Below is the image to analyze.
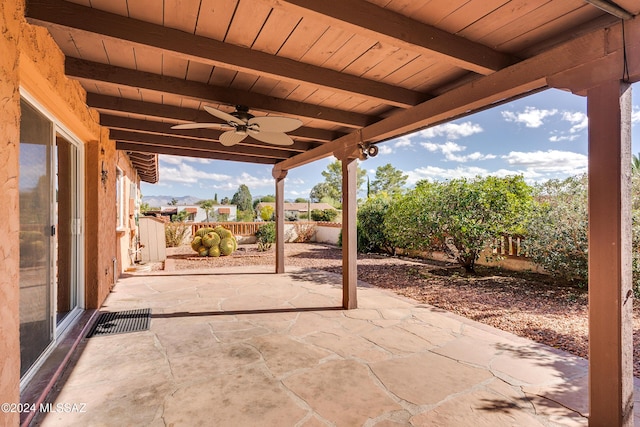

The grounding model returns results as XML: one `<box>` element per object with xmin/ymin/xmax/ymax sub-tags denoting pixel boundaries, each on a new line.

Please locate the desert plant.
<box><xmin>255</xmin><ymin>222</ymin><xmax>276</xmax><ymax>251</ymax></box>
<box><xmin>189</xmin><ymin>225</ymin><xmax>237</xmax><ymax>257</ymax></box>
<box><xmin>293</xmin><ymin>222</ymin><xmax>316</xmax><ymax>242</ymax></box>
<box><xmin>165</xmin><ymin>221</ymin><xmax>189</xmax><ymax>247</ymax></box>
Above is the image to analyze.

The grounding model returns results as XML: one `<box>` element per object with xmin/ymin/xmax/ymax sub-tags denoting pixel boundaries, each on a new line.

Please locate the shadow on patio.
<box><xmin>34</xmin><ymin>265</ymin><xmax>605</xmax><ymax>426</ymax></box>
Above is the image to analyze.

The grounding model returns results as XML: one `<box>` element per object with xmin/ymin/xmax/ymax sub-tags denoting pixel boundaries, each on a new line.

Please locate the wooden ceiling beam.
<box><xmin>110</xmin><ymin>130</ymin><xmax>293</xmax><ymax>160</ymax></box>
<box><xmin>116</xmin><ymin>142</ymin><xmax>278</xmax><ymax>165</ymax></box>
<box><xmin>26</xmin><ymin>0</ymin><xmax>425</xmax><ymax>107</ymax></box>
<box><xmin>101</xmin><ymin>115</ymin><xmax>318</xmax><ymax>152</ymax></box>
<box><xmin>67</xmin><ymin>58</ymin><xmax>375</xmax><ymax>128</ymax></box>
<box><xmin>87</xmin><ymin>94</ymin><xmax>339</xmax><ymax>142</ymax></box>
<box><xmin>276</xmin><ymin>19</ymin><xmax>633</xmax><ymax>171</ymax></box>
<box><xmin>263</xmin><ymin>0</ymin><xmax>518</xmax><ymax>75</ymax></box>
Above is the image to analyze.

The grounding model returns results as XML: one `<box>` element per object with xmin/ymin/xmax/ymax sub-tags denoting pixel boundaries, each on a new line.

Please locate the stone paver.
<box><xmin>35</xmin><ymin>265</ymin><xmax>624</xmax><ymax>426</ymax></box>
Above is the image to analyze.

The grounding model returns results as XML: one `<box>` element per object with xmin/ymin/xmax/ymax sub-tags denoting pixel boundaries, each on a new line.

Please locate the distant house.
<box><xmin>256</xmin><ymin>202</ymin><xmax>337</xmax><ymax>220</ymax></box>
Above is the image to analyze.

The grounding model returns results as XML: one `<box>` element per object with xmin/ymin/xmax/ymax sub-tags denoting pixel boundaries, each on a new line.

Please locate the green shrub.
<box><xmin>524</xmin><ymin>175</ymin><xmax>588</xmax><ymax>286</ymax></box>
<box><xmin>311</xmin><ymin>208</ymin><xmax>338</xmax><ymax>222</ymax></box>
<box><xmin>385</xmin><ymin>176</ymin><xmax>534</xmax><ymax>272</ymax></box>
<box><xmin>357</xmin><ymin>194</ymin><xmax>395</xmax><ymax>254</ymax></box>
<box><xmin>255</xmin><ymin>222</ymin><xmax>276</xmax><ymax>251</ymax></box>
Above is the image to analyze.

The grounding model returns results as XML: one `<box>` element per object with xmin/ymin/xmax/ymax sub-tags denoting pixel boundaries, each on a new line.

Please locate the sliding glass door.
<box><xmin>19</xmin><ymin>100</ymin><xmax>54</xmax><ymax>378</ymax></box>
<box><xmin>19</xmin><ymin>97</ymin><xmax>84</xmax><ymax>380</ymax></box>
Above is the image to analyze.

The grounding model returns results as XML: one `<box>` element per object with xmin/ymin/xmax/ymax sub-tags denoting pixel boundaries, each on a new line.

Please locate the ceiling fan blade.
<box><xmin>203</xmin><ymin>105</ymin><xmax>245</xmax><ymax>125</ymax></box>
<box><xmin>250</xmin><ymin>131</ymin><xmax>294</xmax><ymax>146</ymax></box>
<box><xmin>219</xmin><ymin>130</ymin><xmax>247</xmax><ymax>146</ymax></box>
<box><xmin>248</xmin><ymin>116</ymin><xmax>302</xmax><ymax>133</ymax></box>
<box><xmin>171</xmin><ymin>122</ymin><xmax>229</xmax><ymax>130</ymax></box>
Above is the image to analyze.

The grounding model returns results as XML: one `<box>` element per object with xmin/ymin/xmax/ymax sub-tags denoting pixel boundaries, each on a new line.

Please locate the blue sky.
<box><xmin>142</xmin><ymin>85</ymin><xmax>640</xmax><ymax>201</ymax></box>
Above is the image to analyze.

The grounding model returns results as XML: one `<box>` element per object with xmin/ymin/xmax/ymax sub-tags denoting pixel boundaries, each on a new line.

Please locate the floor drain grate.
<box><xmin>87</xmin><ymin>308</ymin><xmax>151</xmax><ymax>337</ymax></box>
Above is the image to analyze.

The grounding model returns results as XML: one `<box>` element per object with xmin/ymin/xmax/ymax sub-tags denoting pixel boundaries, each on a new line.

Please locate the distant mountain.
<box><xmin>143</xmin><ymin>195</ymin><xmax>202</xmax><ymax>208</ymax></box>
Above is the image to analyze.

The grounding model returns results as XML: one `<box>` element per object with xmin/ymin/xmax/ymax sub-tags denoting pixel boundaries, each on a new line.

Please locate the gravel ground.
<box><xmin>166</xmin><ymin>242</ymin><xmax>640</xmax><ymax>377</ymax></box>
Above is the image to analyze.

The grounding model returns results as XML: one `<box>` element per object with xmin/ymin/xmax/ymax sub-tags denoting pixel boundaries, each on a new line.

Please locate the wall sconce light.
<box><xmin>101</xmin><ymin>160</ymin><xmax>109</xmax><ymax>187</ymax></box>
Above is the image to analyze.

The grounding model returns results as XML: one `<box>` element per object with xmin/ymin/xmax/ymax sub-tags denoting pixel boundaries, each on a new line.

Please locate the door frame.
<box><xmin>19</xmin><ymin>88</ymin><xmax>86</xmax><ymax>387</ymax></box>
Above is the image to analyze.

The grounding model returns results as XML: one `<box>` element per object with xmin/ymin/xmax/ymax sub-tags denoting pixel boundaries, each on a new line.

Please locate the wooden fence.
<box><xmin>191</xmin><ymin>221</ymin><xmax>342</xmax><ymax>237</ymax></box>
<box><xmin>493</xmin><ymin>235</ymin><xmax>527</xmax><ymax>258</ymax></box>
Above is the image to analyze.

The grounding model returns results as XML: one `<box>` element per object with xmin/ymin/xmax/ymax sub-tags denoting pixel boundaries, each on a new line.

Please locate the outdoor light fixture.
<box><xmin>583</xmin><ymin>0</ymin><xmax>633</xmax><ymax>20</ymax></box>
<box><xmin>359</xmin><ymin>143</ymin><xmax>379</xmax><ymax>160</ymax></box>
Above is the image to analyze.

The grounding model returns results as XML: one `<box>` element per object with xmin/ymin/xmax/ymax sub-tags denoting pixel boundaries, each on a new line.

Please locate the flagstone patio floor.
<box><xmin>33</xmin><ymin>265</ymin><xmax>640</xmax><ymax>426</ymax></box>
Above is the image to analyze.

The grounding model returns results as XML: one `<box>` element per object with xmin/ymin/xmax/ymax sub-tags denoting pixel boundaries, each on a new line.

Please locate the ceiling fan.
<box><xmin>171</xmin><ymin>105</ymin><xmax>302</xmax><ymax>147</ymax></box>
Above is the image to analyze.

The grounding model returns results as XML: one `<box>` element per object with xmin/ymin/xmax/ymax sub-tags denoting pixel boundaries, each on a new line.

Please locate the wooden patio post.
<box><xmin>339</xmin><ymin>154</ymin><xmax>358</xmax><ymax>309</ymax></box>
<box><xmin>587</xmin><ymin>80</ymin><xmax>633</xmax><ymax>427</ymax></box>
<box><xmin>273</xmin><ymin>168</ymin><xmax>287</xmax><ymax>274</ymax></box>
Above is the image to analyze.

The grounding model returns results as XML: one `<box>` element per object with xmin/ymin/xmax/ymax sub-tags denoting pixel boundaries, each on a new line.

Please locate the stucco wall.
<box><xmin>85</xmin><ymin>130</ymin><xmax>118</xmax><ymax>309</ymax></box>
<box><xmin>0</xmin><ymin>0</ymin><xmax>125</xmax><ymax>411</ymax></box>
<box><xmin>116</xmin><ymin>154</ymin><xmax>142</xmax><ymax>274</ymax></box>
<box><xmin>0</xmin><ymin>0</ymin><xmax>23</xmax><ymax>424</ymax></box>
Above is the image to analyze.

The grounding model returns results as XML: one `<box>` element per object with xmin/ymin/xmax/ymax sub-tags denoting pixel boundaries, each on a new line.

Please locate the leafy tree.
<box><xmin>310</xmin><ymin>160</ymin><xmax>367</xmax><ymax>206</ymax></box>
<box><xmin>198</xmin><ymin>199</ymin><xmax>215</xmax><ymax>222</ymax></box>
<box><xmin>231</xmin><ymin>184</ymin><xmax>253</xmax><ymax>211</ymax></box>
<box><xmin>221</xmin><ymin>196</ymin><xmax>230</xmax><ymax>205</ymax></box>
<box><xmin>309</xmin><ymin>182</ymin><xmax>340</xmax><ymax>205</ymax></box>
<box><xmin>385</xmin><ymin>175</ymin><xmax>534</xmax><ymax>272</ymax></box>
<box><xmin>524</xmin><ymin>175</ymin><xmax>588</xmax><ymax>286</ymax></box>
<box><xmin>294</xmin><ymin>197</ymin><xmax>308</xmax><ymax>203</ymax></box>
<box><xmin>139</xmin><ymin>202</ymin><xmax>151</xmax><ymax>213</ymax></box>
<box><xmin>236</xmin><ymin>209</ymin><xmax>254</xmax><ymax>222</ymax></box>
<box><xmin>370</xmin><ymin>163</ymin><xmax>408</xmax><ymax>196</ymax></box>
<box><xmin>169</xmin><ymin>198</ymin><xmax>178</xmax><ymax>206</ymax></box>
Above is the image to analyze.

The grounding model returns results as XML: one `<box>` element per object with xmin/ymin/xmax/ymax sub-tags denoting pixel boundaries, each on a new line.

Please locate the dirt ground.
<box><xmin>166</xmin><ymin>242</ymin><xmax>640</xmax><ymax>377</ymax></box>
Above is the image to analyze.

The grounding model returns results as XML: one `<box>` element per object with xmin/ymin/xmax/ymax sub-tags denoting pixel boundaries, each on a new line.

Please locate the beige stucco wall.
<box><xmin>0</xmin><ymin>1</ymin><xmax>23</xmax><ymax>424</ymax></box>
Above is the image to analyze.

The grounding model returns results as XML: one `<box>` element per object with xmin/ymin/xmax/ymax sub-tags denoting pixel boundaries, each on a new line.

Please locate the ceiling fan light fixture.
<box><xmin>171</xmin><ymin>105</ymin><xmax>303</xmax><ymax>147</ymax></box>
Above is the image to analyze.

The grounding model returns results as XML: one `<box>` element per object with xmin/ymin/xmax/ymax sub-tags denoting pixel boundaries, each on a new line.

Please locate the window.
<box><xmin>116</xmin><ymin>168</ymin><xmax>125</xmax><ymax>230</ymax></box>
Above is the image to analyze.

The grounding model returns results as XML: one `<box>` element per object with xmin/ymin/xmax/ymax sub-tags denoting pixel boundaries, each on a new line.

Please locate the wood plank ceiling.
<box><xmin>24</xmin><ymin>0</ymin><xmax>640</xmax><ymax>182</ymax></box>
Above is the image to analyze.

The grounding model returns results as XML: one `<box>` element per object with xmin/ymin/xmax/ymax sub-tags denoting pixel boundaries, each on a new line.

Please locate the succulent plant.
<box><xmin>219</xmin><ymin>237</ymin><xmax>235</xmax><ymax>256</ymax></box>
<box><xmin>190</xmin><ymin>226</ymin><xmax>237</xmax><ymax>257</ymax></box>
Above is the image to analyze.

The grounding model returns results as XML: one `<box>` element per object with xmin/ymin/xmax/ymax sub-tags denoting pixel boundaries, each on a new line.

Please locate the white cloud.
<box><xmin>633</xmin><ymin>106</ymin><xmax>640</xmax><ymax>124</ymax></box>
<box><xmin>209</xmin><ymin>172</ymin><xmax>272</xmax><ymax>191</ymax></box>
<box><xmin>447</xmin><ymin>152</ymin><xmax>497</xmax><ymax>162</ymax></box>
<box><xmin>393</xmin><ymin>136</ymin><xmax>413</xmax><ymax>148</ymax></box>
<box><xmin>378</xmin><ymin>144</ymin><xmax>393</xmax><ymax>155</ymax></box>
<box><xmin>501</xmin><ymin>106</ymin><xmax>558</xmax><ymax>128</ymax></box>
<box><xmin>418</xmin><ymin>121</ymin><xmax>483</xmax><ymax>140</ymax></box>
<box><xmin>159</xmin><ymin>162</ymin><xmax>231</xmax><ymax>184</ymax></box>
<box><xmin>561</xmin><ymin>111</ymin><xmax>588</xmax><ymax>133</ymax></box>
<box><xmin>549</xmin><ymin>134</ymin><xmax>581</xmax><ymax>142</ymax></box>
<box><xmin>406</xmin><ymin>166</ymin><xmax>490</xmax><ymax>184</ymax></box>
<box><xmin>420</xmin><ymin>141</ymin><xmax>494</xmax><ymax>162</ymax></box>
<box><xmin>421</xmin><ymin>141</ymin><xmax>464</xmax><ymax>154</ymax></box>
<box><xmin>160</xmin><ymin>155</ymin><xmax>212</xmax><ymax>165</ymax></box>
<box><xmin>502</xmin><ymin>150</ymin><xmax>587</xmax><ymax>174</ymax></box>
